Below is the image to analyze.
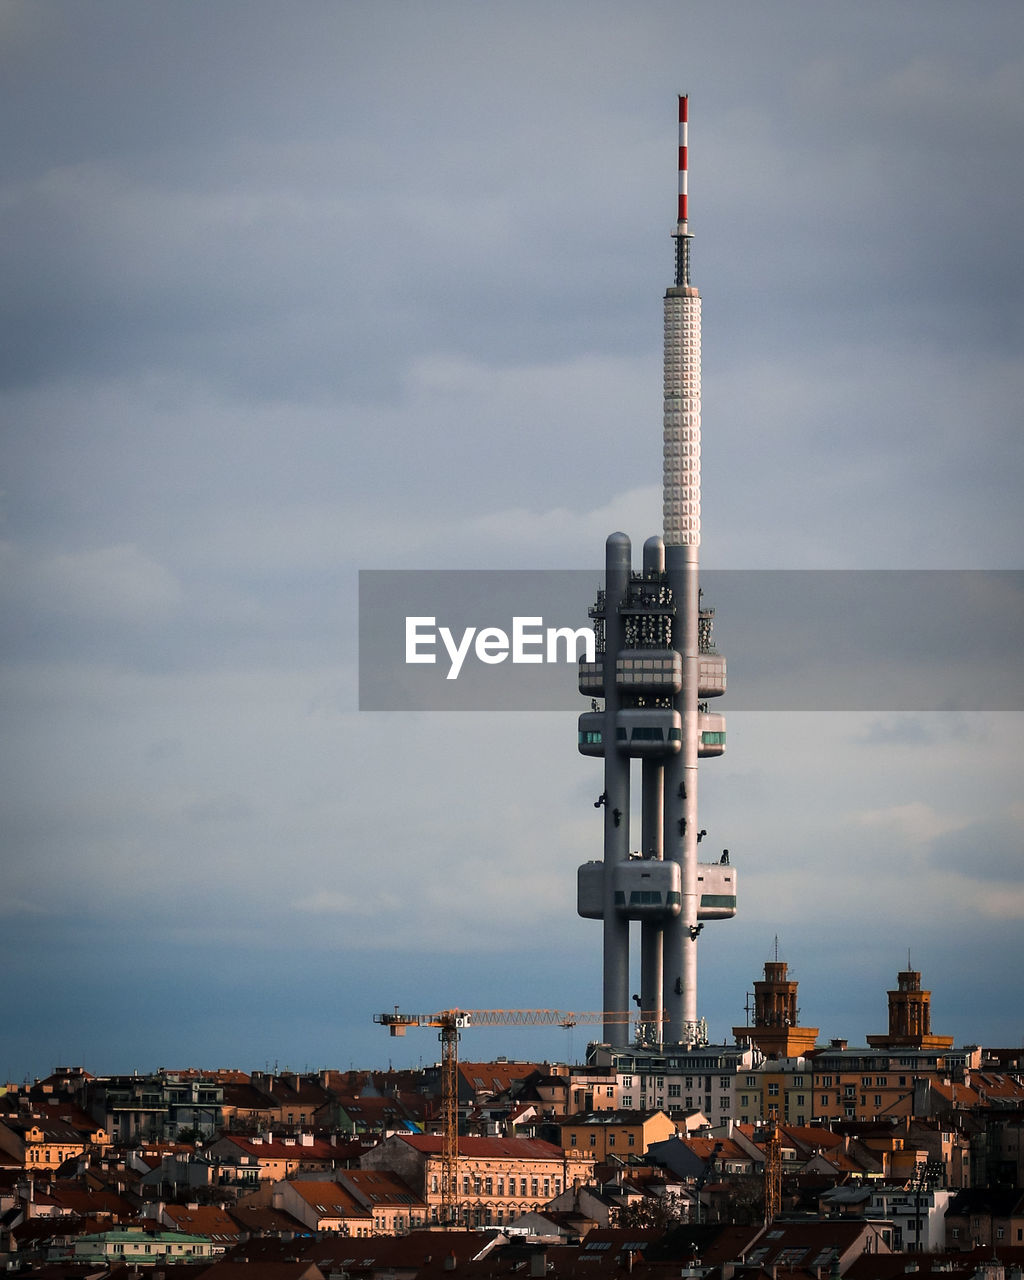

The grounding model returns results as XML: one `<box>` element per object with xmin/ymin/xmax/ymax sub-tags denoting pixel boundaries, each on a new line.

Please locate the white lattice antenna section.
<box><xmin>662</xmin><ymin>287</ymin><xmax>701</xmax><ymax>546</ymax></box>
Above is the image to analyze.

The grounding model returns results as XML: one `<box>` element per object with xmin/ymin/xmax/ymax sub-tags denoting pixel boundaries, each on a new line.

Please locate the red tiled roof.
<box><xmin>163</xmin><ymin>1204</ymin><xmax>245</xmax><ymax>1240</ymax></box>
<box><xmin>286</xmin><ymin>1180</ymin><xmax>368</xmax><ymax>1219</ymax></box>
<box><xmin>395</xmin><ymin>1133</ymin><xmax>566</xmax><ymax>1160</ymax></box>
<box><xmin>219</xmin><ymin>1134</ymin><xmax>339</xmax><ymax>1161</ymax></box>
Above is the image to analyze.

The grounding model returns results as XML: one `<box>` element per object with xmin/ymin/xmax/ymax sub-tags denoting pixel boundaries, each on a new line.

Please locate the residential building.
<box><xmin>70</xmin><ymin>1225</ymin><xmax>220</xmax><ymax>1267</ymax></box>
<box><xmin>86</xmin><ymin>1071</ymin><xmax>226</xmax><ymax>1142</ymax></box>
<box><xmin>864</xmin><ymin>1184</ymin><xmax>953</xmax><ymax>1252</ymax></box>
<box><xmin>360</xmin><ymin>1133</ymin><xmax>594</xmax><ymax>1228</ymax></box>
<box><xmin>559</xmin><ymin>1110</ymin><xmax>676</xmax><ymax>1160</ymax></box>
<box><xmin>586</xmin><ymin>1042</ymin><xmax>753</xmax><ymax>1127</ymax></box>
<box><xmin>736</xmin><ymin>1218</ymin><xmax>893</xmax><ymax>1273</ymax></box>
<box><xmin>336</xmin><ymin>1169</ymin><xmax>429</xmax><ymax>1234</ymax></box>
<box><xmin>271</xmin><ymin>1179</ymin><xmax>373</xmax><ymax>1236</ymax></box>
<box><xmin>206</xmin><ymin>1132</ymin><xmax>346</xmax><ymax>1183</ymax></box>
<box><xmin>944</xmin><ymin>1187</ymin><xmax>1024</xmax><ymax>1251</ymax></box>
<box><xmin>808</xmin><ymin>1044</ymin><xmax>982</xmax><ymax>1124</ymax></box>
<box><xmin>734</xmin><ymin>1058</ymin><xmax>815</xmax><ymax>1126</ymax></box>
<box><xmin>567</xmin><ymin>1065</ymin><xmax>619</xmax><ymax>1113</ymax></box>
<box><xmin>0</xmin><ymin>1112</ymin><xmax>109</xmax><ymax>1170</ymax></box>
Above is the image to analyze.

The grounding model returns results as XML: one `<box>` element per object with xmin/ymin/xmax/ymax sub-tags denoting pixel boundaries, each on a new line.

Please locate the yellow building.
<box><xmin>361</xmin><ymin>1133</ymin><xmax>594</xmax><ymax>1228</ymax></box>
<box><xmin>0</xmin><ymin>1116</ymin><xmax>110</xmax><ymax>1170</ymax></box>
<box><xmin>558</xmin><ymin>1109</ymin><xmax>677</xmax><ymax>1160</ymax></box>
<box><xmin>735</xmin><ymin>1063</ymin><xmax>814</xmax><ymax>1127</ymax></box>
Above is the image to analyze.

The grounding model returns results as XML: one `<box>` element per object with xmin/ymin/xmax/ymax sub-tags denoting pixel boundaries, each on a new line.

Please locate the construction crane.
<box><xmin>375</xmin><ymin>1007</ymin><xmax>660</xmax><ymax>1225</ymax></box>
<box><xmin>763</xmin><ymin>1119</ymin><xmax>782</xmax><ymax>1224</ymax></box>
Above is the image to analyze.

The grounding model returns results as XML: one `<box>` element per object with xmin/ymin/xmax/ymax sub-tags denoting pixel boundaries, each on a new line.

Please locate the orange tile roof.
<box><xmin>286</xmin><ymin>1180</ymin><xmax>369</xmax><ymax>1219</ymax></box>
<box><xmin>163</xmin><ymin>1204</ymin><xmax>244</xmax><ymax>1240</ymax></box>
<box><xmin>396</xmin><ymin>1133</ymin><xmax>567</xmax><ymax>1160</ymax></box>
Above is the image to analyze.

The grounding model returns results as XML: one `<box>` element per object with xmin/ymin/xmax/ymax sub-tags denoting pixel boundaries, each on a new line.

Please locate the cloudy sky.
<box><xmin>2</xmin><ymin>1</ymin><xmax>1022</xmax><ymax>1084</ymax></box>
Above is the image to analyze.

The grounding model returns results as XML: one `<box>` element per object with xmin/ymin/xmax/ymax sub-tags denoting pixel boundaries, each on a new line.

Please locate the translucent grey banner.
<box><xmin>358</xmin><ymin>570</ymin><xmax>1024</xmax><ymax>711</ymax></box>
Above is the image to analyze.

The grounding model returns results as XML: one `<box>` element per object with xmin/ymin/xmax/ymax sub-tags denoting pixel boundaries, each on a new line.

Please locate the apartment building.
<box><xmin>559</xmin><ymin>1109</ymin><xmax>677</xmax><ymax>1160</ymax></box>
<box><xmin>735</xmin><ymin>1059</ymin><xmax>815</xmax><ymax>1127</ymax></box>
<box><xmin>587</xmin><ymin>1042</ymin><xmax>754</xmax><ymax>1126</ymax></box>
<box><xmin>809</xmin><ymin>1046</ymin><xmax>982</xmax><ymax>1124</ymax></box>
<box><xmin>360</xmin><ymin>1133</ymin><xmax>594</xmax><ymax>1227</ymax></box>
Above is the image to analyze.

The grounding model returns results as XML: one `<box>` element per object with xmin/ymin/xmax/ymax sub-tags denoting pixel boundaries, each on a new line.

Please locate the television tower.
<box><xmin>577</xmin><ymin>97</ymin><xmax>736</xmax><ymax>1047</ymax></box>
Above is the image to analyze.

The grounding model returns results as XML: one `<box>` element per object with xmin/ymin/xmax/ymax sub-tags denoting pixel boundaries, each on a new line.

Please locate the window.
<box><xmin>746</xmin><ymin>1076</ymin><xmax>756</xmax><ymax>1087</ymax></box>
<box><xmin>628</xmin><ymin>1134</ymin><xmax>635</xmax><ymax>1147</ymax></box>
<box><xmin>570</xmin><ymin>1134</ymin><xmax>577</xmax><ymax>1146</ymax></box>
<box><xmin>669</xmin><ymin>1084</ymin><xmax>681</xmax><ymax>1098</ymax></box>
<box><xmin>768</xmin><ymin>1083</ymin><xmax>779</xmax><ymax>1096</ymax></box>
<box><xmin>720</xmin><ymin>1077</ymin><xmax>730</xmax><ymax>1089</ymax></box>
<box><xmin>622</xmin><ymin>1096</ymin><xmax>633</xmax><ymax>1107</ymax></box>
<box><xmin>741</xmin><ymin>1095</ymin><xmax>749</xmax><ymax>1107</ymax></box>
<box><xmin>622</xmin><ymin>1076</ymin><xmax>632</xmax><ymax>1088</ymax></box>
<box><xmin>874</xmin><ymin>1095</ymin><xmax>882</xmax><ymax>1107</ymax></box>
<box><xmin>608</xmin><ymin>1133</ymin><xmax>616</xmax><ymax>1147</ymax></box>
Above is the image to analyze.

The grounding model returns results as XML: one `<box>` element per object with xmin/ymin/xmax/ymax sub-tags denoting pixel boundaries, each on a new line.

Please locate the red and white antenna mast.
<box><xmin>674</xmin><ymin>93</ymin><xmax>692</xmax><ymax>287</ymax></box>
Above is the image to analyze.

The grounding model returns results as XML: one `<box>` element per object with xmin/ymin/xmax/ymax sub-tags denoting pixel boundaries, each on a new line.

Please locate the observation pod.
<box><xmin>613</xmin><ymin>858</ymin><xmax>682</xmax><ymax>919</ymax></box>
<box><xmin>577</xmin><ymin>860</ymin><xmax>604</xmax><ymax>919</ymax></box>
<box><xmin>579</xmin><ymin>660</ymin><xmax>604</xmax><ymax>697</ymax></box>
<box><xmin>616</xmin><ymin>708</ymin><xmax>682</xmax><ymax>756</ymax></box>
<box><xmin>578</xmin><ymin>708</ymin><xmax>685</xmax><ymax>758</ymax></box>
<box><xmin>696</xmin><ymin>860</ymin><xmax>738</xmax><ymax>920</ymax></box>
<box><xmin>698</xmin><ymin>710</ymin><xmax>726</xmax><ymax>757</ymax></box>
<box><xmin>576</xmin><ymin>857</ymin><xmax>685</xmax><ymax>922</ymax></box>
<box><xmin>698</xmin><ymin>654</ymin><xmax>726</xmax><ymax>698</ymax></box>
<box><xmin>577</xmin><ymin>710</ymin><xmax>604</xmax><ymax>757</ymax></box>
<box><xmin>616</xmin><ymin>649</ymin><xmax>682</xmax><ymax>693</ymax></box>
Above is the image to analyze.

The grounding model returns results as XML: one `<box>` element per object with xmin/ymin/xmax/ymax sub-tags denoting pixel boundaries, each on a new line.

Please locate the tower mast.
<box><xmin>662</xmin><ymin>94</ymin><xmax>703</xmax><ymax>1041</ymax></box>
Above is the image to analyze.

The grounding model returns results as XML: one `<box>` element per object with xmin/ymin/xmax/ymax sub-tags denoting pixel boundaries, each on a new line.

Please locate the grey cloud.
<box><xmin>928</xmin><ymin>817</ymin><xmax>1024</xmax><ymax>883</ymax></box>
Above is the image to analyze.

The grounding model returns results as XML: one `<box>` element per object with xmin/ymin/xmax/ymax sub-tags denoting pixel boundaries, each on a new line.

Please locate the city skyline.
<box><xmin>1</xmin><ymin>2</ymin><xmax>1022</xmax><ymax>1082</ymax></box>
